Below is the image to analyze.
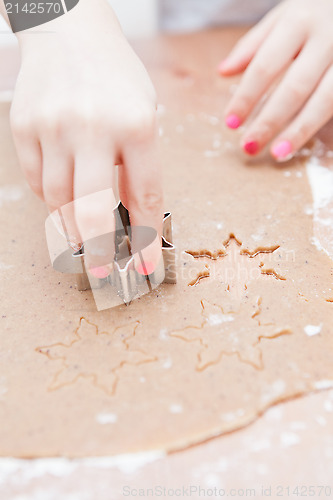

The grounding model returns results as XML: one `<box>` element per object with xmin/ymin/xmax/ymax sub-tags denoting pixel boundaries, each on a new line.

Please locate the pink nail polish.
<box><xmin>243</xmin><ymin>140</ymin><xmax>259</xmax><ymax>155</ymax></box>
<box><xmin>89</xmin><ymin>266</ymin><xmax>110</xmax><ymax>279</ymax></box>
<box><xmin>272</xmin><ymin>140</ymin><xmax>292</xmax><ymax>160</ymax></box>
<box><xmin>136</xmin><ymin>261</ymin><xmax>155</xmax><ymax>276</ymax></box>
<box><xmin>225</xmin><ymin>114</ymin><xmax>241</xmax><ymax>129</ymax></box>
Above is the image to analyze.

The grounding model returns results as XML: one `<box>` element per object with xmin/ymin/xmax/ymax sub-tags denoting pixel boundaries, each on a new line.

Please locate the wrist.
<box><xmin>15</xmin><ymin>0</ymin><xmax>123</xmax><ymax>54</ymax></box>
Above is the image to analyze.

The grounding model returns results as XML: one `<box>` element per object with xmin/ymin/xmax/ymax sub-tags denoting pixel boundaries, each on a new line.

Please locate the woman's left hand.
<box><xmin>219</xmin><ymin>0</ymin><xmax>333</xmax><ymax>161</ymax></box>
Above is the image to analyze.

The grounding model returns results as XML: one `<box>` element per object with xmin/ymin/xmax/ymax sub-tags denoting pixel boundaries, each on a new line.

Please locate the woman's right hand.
<box><xmin>10</xmin><ymin>0</ymin><xmax>163</xmax><ymax>277</ymax></box>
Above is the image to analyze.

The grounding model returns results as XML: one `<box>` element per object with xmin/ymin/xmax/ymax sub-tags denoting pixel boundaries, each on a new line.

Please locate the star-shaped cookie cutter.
<box><xmin>51</xmin><ymin>201</ymin><xmax>176</xmax><ymax>307</ymax></box>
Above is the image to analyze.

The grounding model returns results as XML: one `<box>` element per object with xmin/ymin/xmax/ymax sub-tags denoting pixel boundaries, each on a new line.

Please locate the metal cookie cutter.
<box><xmin>51</xmin><ymin>201</ymin><xmax>176</xmax><ymax>308</ymax></box>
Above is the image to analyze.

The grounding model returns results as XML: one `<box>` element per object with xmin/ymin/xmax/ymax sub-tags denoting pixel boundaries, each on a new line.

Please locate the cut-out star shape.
<box><xmin>186</xmin><ymin>234</ymin><xmax>285</xmax><ymax>301</ymax></box>
<box><xmin>36</xmin><ymin>318</ymin><xmax>157</xmax><ymax>395</ymax></box>
<box><xmin>170</xmin><ymin>297</ymin><xmax>291</xmax><ymax>371</ymax></box>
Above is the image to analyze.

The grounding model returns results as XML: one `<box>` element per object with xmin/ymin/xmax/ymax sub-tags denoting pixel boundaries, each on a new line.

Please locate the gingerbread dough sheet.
<box><xmin>0</xmin><ymin>30</ymin><xmax>333</xmax><ymax>458</ymax></box>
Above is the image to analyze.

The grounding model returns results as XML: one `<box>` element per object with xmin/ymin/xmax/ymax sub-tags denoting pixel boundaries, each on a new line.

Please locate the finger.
<box><xmin>224</xmin><ymin>19</ymin><xmax>307</xmax><ymax>130</ymax></box>
<box><xmin>242</xmin><ymin>39</ymin><xmax>333</xmax><ymax>154</ymax></box>
<box><xmin>10</xmin><ymin>116</ymin><xmax>43</xmax><ymax>199</ymax></box>
<box><xmin>73</xmin><ymin>146</ymin><xmax>116</xmax><ymax>277</ymax></box>
<box><xmin>270</xmin><ymin>64</ymin><xmax>333</xmax><ymax>161</ymax></box>
<box><xmin>41</xmin><ymin>143</ymin><xmax>82</xmax><ymax>250</ymax></box>
<box><xmin>218</xmin><ymin>5</ymin><xmax>282</xmax><ymax>76</ymax></box>
<box><xmin>120</xmin><ymin>123</ymin><xmax>164</xmax><ymax>276</ymax></box>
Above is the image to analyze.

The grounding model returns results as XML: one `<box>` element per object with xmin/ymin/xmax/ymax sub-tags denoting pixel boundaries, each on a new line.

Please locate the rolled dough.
<box><xmin>0</xmin><ymin>30</ymin><xmax>332</xmax><ymax>457</ymax></box>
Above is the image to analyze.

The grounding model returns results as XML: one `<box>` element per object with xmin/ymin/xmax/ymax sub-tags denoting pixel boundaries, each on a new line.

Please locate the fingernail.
<box><xmin>136</xmin><ymin>261</ymin><xmax>156</xmax><ymax>276</ymax></box>
<box><xmin>272</xmin><ymin>140</ymin><xmax>293</xmax><ymax>161</ymax></box>
<box><xmin>225</xmin><ymin>114</ymin><xmax>241</xmax><ymax>129</ymax></box>
<box><xmin>89</xmin><ymin>266</ymin><xmax>110</xmax><ymax>279</ymax></box>
<box><xmin>243</xmin><ymin>140</ymin><xmax>259</xmax><ymax>156</ymax></box>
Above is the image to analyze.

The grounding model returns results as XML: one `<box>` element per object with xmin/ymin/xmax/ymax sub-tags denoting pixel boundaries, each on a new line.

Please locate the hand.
<box><xmin>219</xmin><ymin>0</ymin><xmax>333</xmax><ymax>161</ymax></box>
<box><xmin>10</xmin><ymin>0</ymin><xmax>163</xmax><ymax>276</ymax></box>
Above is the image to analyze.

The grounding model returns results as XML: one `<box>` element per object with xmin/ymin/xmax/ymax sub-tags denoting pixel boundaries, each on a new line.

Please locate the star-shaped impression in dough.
<box><xmin>186</xmin><ymin>234</ymin><xmax>286</xmax><ymax>301</ymax></box>
<box><xmin>170</xmin><ymin>297</ymin><xmax>291</xmax><ymax>371</ymax></box>
<box><xmin>36</xmin><ymin>318</ymin><xmax>157</xmax><ymax>395</ymax></box>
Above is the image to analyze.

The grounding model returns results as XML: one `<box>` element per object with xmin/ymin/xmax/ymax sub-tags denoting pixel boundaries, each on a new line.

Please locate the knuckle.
<box><xmin>62</xmin><ymin>105</ymin><xmax>112</xmax><ymax>136</ymax></box>
<box><xmin>10</xmin><ymin>112</ymin><xmax>33</xmax><ymax>139</ymax></box>
<box><xmin>29</xmin><ymin>181</ymin><xmax>44</xmax><ymax>200</ymax></box>
<box><xmin>21</xmin><ymin>160</ymin><xmax>38</xmax><ymax>181</ymax></box>
<box><xmin>35</xmin><ymin>100</ymin><xmax>77</xmax><ymax>136</ymax></box>
<box><xmin>293</xmin><ymin>122</ymin><xmax>311</xmax><ymax>143</ymax></box>
<box><xmin>70</xmin><ymin>103</ymin><xmax>95</xmax><ymax>128</ymax></box>
<box><xmin>252</xmin><ymin>59</ymin><xmax>273</xmax><ymax>81</ymax></box>
<box><xmin>256</xmin><ymin>117</ymin><xmax>277</xmax><ymax>136</ymax></box>
<box><xmin>44</xmin><ymin>181</ymin><xmax>69</xmax><ymax>209</ymax></box>
<box><xmin>35</xmin><ymin>110</ymin><xmax>62</xmax><ymax>136</ymax></box>
<box><xmin>285</xmin><ymin>80</ymin><xmax>309</xmax><ymax>103</ymax></box>
<box><xmin>235</xmin><ymin>93</ymin><xmax>254</xmax><ymax>113</ymax></box>
<box><xmin>135</xmin><ymin>190</ymin><xmax>163</xmax><ymax>214</ymax></box>
<box><xmin>124</xmin><ymin>107</ymin><xmax>156</xmax><ymax>142</ymax></box>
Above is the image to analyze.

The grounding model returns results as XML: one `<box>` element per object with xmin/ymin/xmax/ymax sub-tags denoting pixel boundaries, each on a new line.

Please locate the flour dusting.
<box><xmin>0</xmin><ymin>185</ymin><xmax>24</xmax><ymax>207</ymax></box>
<box><xmin>306</xmin><ymin>154</ymin><xmax>333</xmax><ymax>258</ymax></box>
<box><xmin>304</xmin><ymin>324</ymin><xmax>322</xmax><ymax>337</ymax></box>
<box><xmin>0</xmin><ymin>450</ymin><xmax>165</xmax><ymax>482</ymax></box>
<box><xmin>95</xmin><ymin>413</ymin><xmax>118</xmax><ymax>425</ymax></box>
